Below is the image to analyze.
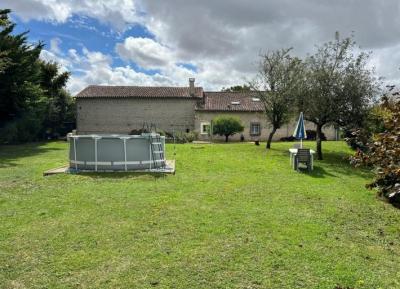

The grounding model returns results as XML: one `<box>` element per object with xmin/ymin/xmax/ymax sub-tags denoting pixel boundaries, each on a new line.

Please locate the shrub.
<box><xmin>350</xmin><ymin>95</ymin><xmax>400</xmax><ymax>206</ymax></box>
<box><xmin>173</xmin><ymin>131</ymin><xmax>198</xmax><ymax>143</ymax></box>
<box><xmin>0</xmin><ymin>121</ymin><xmax>18</xmax><ymax>144</ymax></box>
<box><xmin>129</xmin><ymin>128</ymin><xmax>195</xmax><ymax>143</ymax></box>
<box><xmin>174</xmin><ymin>131</ymin><xmax>186</xmax><ymax>143</ymax></box>
<box><xmin>344</xmin><ymin>106</ymin><xmax>386</xmax><ymax>152</ymax></box>
<box><xmin>343</xmin><ymin>128</ymin><xmax>370</xmax><ymax>152</ymax></box>
<box><xmin>185</xmin><ymin>131</ymin><xmax>198</xmax><ymax>143</ymax></box>
<box><xmin>212</xmin><ymin>116</ymin><xmax>244</xmax><ymax>142</ymax></box>
<box><xmin>305</xmin><ymin>130</ymin><xmax>326</xmax><ymax>141</ymax></box>
<box><xmin>280</xmin><ymin>136</ymin><xmax>296</xmax><ymax>142</ymax></box>
<box><xmin>0</xmin><ymin>110</ymin><xmax>45</xmax><ymax>144</ymax></box>
<box><xmin>130</xmin><ymin>128</ymin><xmax>167</xmax><ymax>136</ymax></box>
<box><xmin>129</xmin><ymin>128</ymin><xmax>147</xmax><ymax>135</ymax></box>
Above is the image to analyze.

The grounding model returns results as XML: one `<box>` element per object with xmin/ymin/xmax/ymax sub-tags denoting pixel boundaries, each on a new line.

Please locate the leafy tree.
<box><xmin>251</xmin><ymin>48</ymin><xmax>303</xmax><ymax>149</ymax></box>
<box><xmin>0</xmin><ymin>9</ymin><xmax>44</xmax><ymax>124</ymax></box>
<box><xmin>212</xmin><ymin>116</ymin><xmax>244</xmax><ymax>142</ymax></box>
<box><xmin>345</xmin><ymin>85</ymin><xmax>396</xmax><ymax>152</ymax></box>
<box><xmin>344</xmin><ymin>104</ymin><xmax>386</xmax><ymax>152</ymax></box>
<box><xmin>39</xmin><ymin>61</ymin><xmax>73</xmax><ymax>136</ymax></box>
<box><xmin>222</xmin><ymin>85</ymin><xmax>252</xmax><ymax>92</ymax></box>
<box><xmin>298</xmin><ymin>33</ymin><xmax>379</xmax><ymax>159</ymax></box>
<box><xmin>350</xmin><ymin>93</ymin><xmax>400</xmax><ymax>206</ymax></box>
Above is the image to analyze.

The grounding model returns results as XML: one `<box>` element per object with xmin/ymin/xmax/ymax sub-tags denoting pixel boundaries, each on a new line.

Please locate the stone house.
<box><xmin>75</xmin><ymin>78</ymin><xmax>338</xmax><ymax>141</ymax></box>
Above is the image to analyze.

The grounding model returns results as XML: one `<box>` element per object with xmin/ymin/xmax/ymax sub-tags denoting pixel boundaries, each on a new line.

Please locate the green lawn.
<box><xmin>1</xmin><ymin>141</ymin><xmax>400</xmax><ymax>289</ymax></box>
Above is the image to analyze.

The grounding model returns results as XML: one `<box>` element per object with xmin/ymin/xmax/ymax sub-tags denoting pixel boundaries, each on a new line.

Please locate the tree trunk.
<box><xmin>316</xmin><ymin>124</ymin><xmax>323</xmax><ymax>160</ymax></box>
<box><xmin>266</xmin><ymin>127</ymin><xmax>277</xmax><ymax>149</ymax></box>
<box><xmin>225</xmin><ymin>135</ymin><xmax>229</xmax><ymax>142</ymax></box>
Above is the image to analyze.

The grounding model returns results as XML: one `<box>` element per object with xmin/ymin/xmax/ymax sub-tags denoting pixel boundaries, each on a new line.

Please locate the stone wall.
<box><xmin>76</xmin><ymin>98</ymin><xmax>197</xmax><ymax>134</ymax></box>
<box><xmin>76</xmin><ymin>97</ymin><xmax>338</xmax><ymax>140</ymax></box>
<box><xmin>194</xmin><ymin>111</ymin><xmax>338</xmax><ymax>141</ymax></box>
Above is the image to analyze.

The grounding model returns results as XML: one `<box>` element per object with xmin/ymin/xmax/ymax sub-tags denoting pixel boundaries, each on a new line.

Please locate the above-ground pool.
<box><xmin>68</xmin><ymin>133</ymin><xmax>166</xmax><ymax>171</ymax></box>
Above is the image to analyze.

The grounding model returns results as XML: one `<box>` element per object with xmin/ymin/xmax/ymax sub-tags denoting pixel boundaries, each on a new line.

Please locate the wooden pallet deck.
<box><xmin>43</xmin><ymin>160</ymin><xmax>176</xmax><ymax>176</ymax></box>
<box><xmin>43</xmin><ymin>165</ymin><xmax>69</xmax><ymax>176</ymax></box>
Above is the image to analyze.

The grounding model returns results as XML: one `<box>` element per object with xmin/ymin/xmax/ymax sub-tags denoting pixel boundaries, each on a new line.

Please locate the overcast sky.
<box><xmin>3</xmin><ymin>0</ymin><xmax>400</xmax><ymax>94</ymax></box>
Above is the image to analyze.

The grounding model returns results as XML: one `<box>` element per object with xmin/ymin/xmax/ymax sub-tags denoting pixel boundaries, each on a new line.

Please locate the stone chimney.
<box><xmin>189</xmin><ymin>78</ymin><xmax>195</xmax><ymax>96</ymax></box>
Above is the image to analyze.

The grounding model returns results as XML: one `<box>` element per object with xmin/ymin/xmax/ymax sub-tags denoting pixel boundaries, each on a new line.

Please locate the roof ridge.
<box><xmin>75</xmin><ymin>85</ymin><xmax>204</xmax><ymax>98</ymax></box>
<box><xmin>205</xmin><ymin>91</ymin><xmax>255</xmax><ymax>93</ymax></box>
<box><xmin>85</xmin><ymin>85</ymin><xmax>203</xmax><ymax>89</ymax></box>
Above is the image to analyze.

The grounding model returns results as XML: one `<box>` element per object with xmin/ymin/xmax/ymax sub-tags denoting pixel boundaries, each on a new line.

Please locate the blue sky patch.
<box><xmin>177</xmin><ymin>62</ymin><xmax>198</xmax><ymax>73</ymax></box>
<box><xmin>11</xmin><ymin>13</ymin><xmax>154</xmax><ymax>70</ymax></box>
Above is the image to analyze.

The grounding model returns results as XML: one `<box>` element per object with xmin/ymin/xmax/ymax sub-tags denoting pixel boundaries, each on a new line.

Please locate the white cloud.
<box><xmin>39</xmin><ymin>44</ymin><xmax>188</xmax><ymax>94</ymax></box>
<box><xmin>369</xmin><ymin>44</ymin><xmax>400</xmax><ymax>86</ymax></box>
<box><xmin>113</xmin><ymin>35</ymin><xmax>253</xmax><ymax>90</ymax></box>
<box><xmin>40</xmin><ymin>49</ymin><xmax>71</xmax><ymax>71</ymax></box>
<box><xmin>115</xmin><ymin>37</ymin><xmax>174</xmax><ymax>69</ymax></box>
<box><xmin>16</xmin><ymin>0</ymin><xmax>400</xmax><ymax>91</ymax></box>
<box><xmin>6</xmin><ymin>0</ymin><xmax>72</xmax><ymax>23</ymax></box>
<box><xmin>50</xmin><ymin>38</ymin><xmax>62</xmax><ymax>54</ymax></box>
<box><xmin>5</xmin><ymin>0</ymin><xmax>141</xmax><ymax>31</ymax></box>
<box><xmin>39</xmin><ymin>41</ymin><xmax>248</xmax><ymax>95</ymax></box>
<box><xmin>140</xmin><ymin>0</ymin><xmax>400</xmax><ymax>89</ymax></box>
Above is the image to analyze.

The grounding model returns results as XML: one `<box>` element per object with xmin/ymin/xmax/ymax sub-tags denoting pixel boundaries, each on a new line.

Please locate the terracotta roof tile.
<box><xmin>198</xmin><ymin>92</ymin><xmax>265</xmax><ymax>112</ymax></box>
<box><xmin>76</xmin><ymin>85</ymin><xmax>266</xmax><ymax>112</ymax></box>
<box><xmin>76</xmin><ymin>85</ymin><xmax>204</xmax><ymax>99</ymax></box>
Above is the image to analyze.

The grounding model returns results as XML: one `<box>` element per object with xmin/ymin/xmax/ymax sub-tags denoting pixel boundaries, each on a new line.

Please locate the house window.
<box><xmin>200</xmin><ymin>122</ymin><xmax>211</xmax><ymax>135</ymax></box>
<box><xmin>250</xmin><ymin>123</ymin><xmax>261</xmax><ymax>136</ymax></box>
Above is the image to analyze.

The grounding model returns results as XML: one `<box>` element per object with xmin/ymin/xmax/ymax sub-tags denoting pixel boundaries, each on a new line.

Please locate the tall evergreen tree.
<box><xmin>0</xmin><ymin>10</ymin><xmax>11</xmax><ymax>73</ymax></box>
<box><xmin>0</xmin><ymin>9</ymin><xmax>44</xmax><ymax>124</ymax></box>
<box><xmin>0</xmin><ymin>9</ymin><xmax>74</xmax><ymax>143</ymax></box>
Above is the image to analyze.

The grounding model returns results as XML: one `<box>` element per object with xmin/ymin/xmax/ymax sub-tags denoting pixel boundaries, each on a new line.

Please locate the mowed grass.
<box><xmin>1</xmin><ymin>141</ymin><xmax>400</xmax><ymax>289</ymax></box>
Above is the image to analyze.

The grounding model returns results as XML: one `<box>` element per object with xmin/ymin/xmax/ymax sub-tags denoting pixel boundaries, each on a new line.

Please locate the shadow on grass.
<box><xmin>0</xmin><ymin>142</ymin><xmax>63</xmax><ymax>168</ymax></box>
<box><xmin>267</xmin><ymin>146</ymin><xmax>372</xmax><ymax>180</ymax></box>
<box><xmin>309</xmin><ymin>152</ymin><xmax>371</xmax><ymax>180</ymax></box>
<box><xmin>303</xmin><ymin>166</ymin><xmax>337</xmax><ymax>178</ymax></box>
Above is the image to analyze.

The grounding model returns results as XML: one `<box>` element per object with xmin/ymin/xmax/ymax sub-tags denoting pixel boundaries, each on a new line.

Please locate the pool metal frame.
<box><xmin>68</xmin><ymin>133</ymin><xmax>168</xmax><ymax>172</ymax></box>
